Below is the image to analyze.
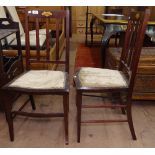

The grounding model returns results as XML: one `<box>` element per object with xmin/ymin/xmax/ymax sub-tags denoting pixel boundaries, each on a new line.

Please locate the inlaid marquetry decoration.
<box><xmin>41</xmin><ymin>11</ymin><xmax>53</xmax><ymax>17</ymax></box>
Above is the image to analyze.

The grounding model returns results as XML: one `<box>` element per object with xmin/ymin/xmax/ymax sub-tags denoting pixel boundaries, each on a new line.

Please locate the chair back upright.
<box><xmin>25</xmin><ymin>9</ymin><xmax>70</xmax><ymax>72</ymax></box>
<box><xmin>118</xmin><ymin>9</ymin><xmax>150</xmax><ymax>95</ymax></box>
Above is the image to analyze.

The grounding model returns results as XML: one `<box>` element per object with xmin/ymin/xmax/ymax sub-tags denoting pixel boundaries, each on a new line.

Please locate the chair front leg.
<box><xmin>4</xmin><ymin>100</ymin><xmax>14</xmax><ymax>141</ymax></box>
<box><xmin>76</xmin><ymin>90</ymin><xmax>82</xmax><ymax>143</ymax></box>
<box><xmin>63</xmin><ymin>93</ymin><xmax>69</xmax><ymax>145</ymax></box>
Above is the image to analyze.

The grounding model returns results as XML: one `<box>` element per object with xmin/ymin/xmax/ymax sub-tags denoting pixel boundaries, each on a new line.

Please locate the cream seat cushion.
<box><xmin>9</xmin><ymin>70</ymin><xmax>66</xmax><ymax>89</ymax></box>
<box><xmin>78</xmin><ymin>67</ymin><xmax>128</xmax><ymax>88</ymax></box>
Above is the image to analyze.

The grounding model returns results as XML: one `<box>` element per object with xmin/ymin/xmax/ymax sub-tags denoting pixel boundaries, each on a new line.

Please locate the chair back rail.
<box><xmin>25</xmin><ymin>10</ymin><xmax>70</xmax><ymax>72</ymax></box>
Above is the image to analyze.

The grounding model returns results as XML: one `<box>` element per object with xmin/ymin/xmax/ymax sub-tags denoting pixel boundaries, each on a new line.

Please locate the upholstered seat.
<box><xmin>8</xmin><ymin>70</ymin><xmax>66</xmax><ymax>89</ymax></box>
<box><xmin>77</xmin><ymin>67</ymin><xmax>128</xmax><ymax>88</ymax></box>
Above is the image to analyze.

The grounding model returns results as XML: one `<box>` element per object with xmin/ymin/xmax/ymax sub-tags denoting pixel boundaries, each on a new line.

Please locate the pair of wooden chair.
<box><xmin>1</xmin><ymin>9</ymin><xmax>150</xmax><ymax>144</ymax></box>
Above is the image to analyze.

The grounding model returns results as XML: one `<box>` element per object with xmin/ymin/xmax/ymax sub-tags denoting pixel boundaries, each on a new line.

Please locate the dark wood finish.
<box><xmin>24</xmin><ymin>10</ymin><xmax>70</xmax><ymax>72</ymax></box>
<box><xmin>16</xmin><ymin>6</ymin><xmax>73</xmax><ymax>37</ymax></box>
<box><xmin>2</xmin><ymin>10</ymin><xmax>70</xmax><ymax>144</ymax></box>
<box><xmin>0</xmin><ymin>18</ymin><xmax>23</xmax><ymax>111</ymax></box>
<box><xmin>74</xmin><ymin>9</ymin><xmax>150</xmax><ymax>142</ymax></box>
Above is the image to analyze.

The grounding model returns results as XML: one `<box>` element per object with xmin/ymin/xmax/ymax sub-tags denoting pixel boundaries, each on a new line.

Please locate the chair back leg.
<box><xmin>126</xmin><ymin>101</ymin><xmax>137</xmax><ymax>140</ymax></box>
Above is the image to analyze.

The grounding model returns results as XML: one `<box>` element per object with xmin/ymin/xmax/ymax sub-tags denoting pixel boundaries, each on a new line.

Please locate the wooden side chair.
<box><xmin>74</xmin><ymin>9</ymin><xmax>150</xmax><ymax>142</ymax></box>
<box><xmin>2</xmin><ymin>9</ymin><xmax>70</xmax><ymax>144</ymax></box>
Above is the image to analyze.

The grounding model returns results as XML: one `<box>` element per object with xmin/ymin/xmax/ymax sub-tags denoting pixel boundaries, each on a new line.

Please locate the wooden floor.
<box><xmin>0</xmin><ymin>34</ymin><xmax>155</xmax><ymax>147</ymax></box>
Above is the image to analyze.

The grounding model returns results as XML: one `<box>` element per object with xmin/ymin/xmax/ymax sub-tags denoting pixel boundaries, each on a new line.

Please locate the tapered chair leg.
<box><xmin>63</xmin><ymin>94</ymin><xmax>69</xmax><ymax>145</ymax></box>
<box><xmin>5</xmin><ymin>102</ymin><xmax>14</xmax><ymax>141</ymax></box>
<box><xmin>7</xmin><ymin>113</ymin><xmax>14</xmax><ymax>141</ymax></box>
<box><xmin>126</xmin><ymin>103</ymin><xmax>137</xmax><ymax>140</ymax></box>
<box><xmin>29</xmin><ymin>95</ymin><xmax>36</xmax><ymax>110</ymax></box>
<box><xmin>76</xmin><ymin>91</ymin><xmax>82</xmax><ymax>143</ymax></box>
